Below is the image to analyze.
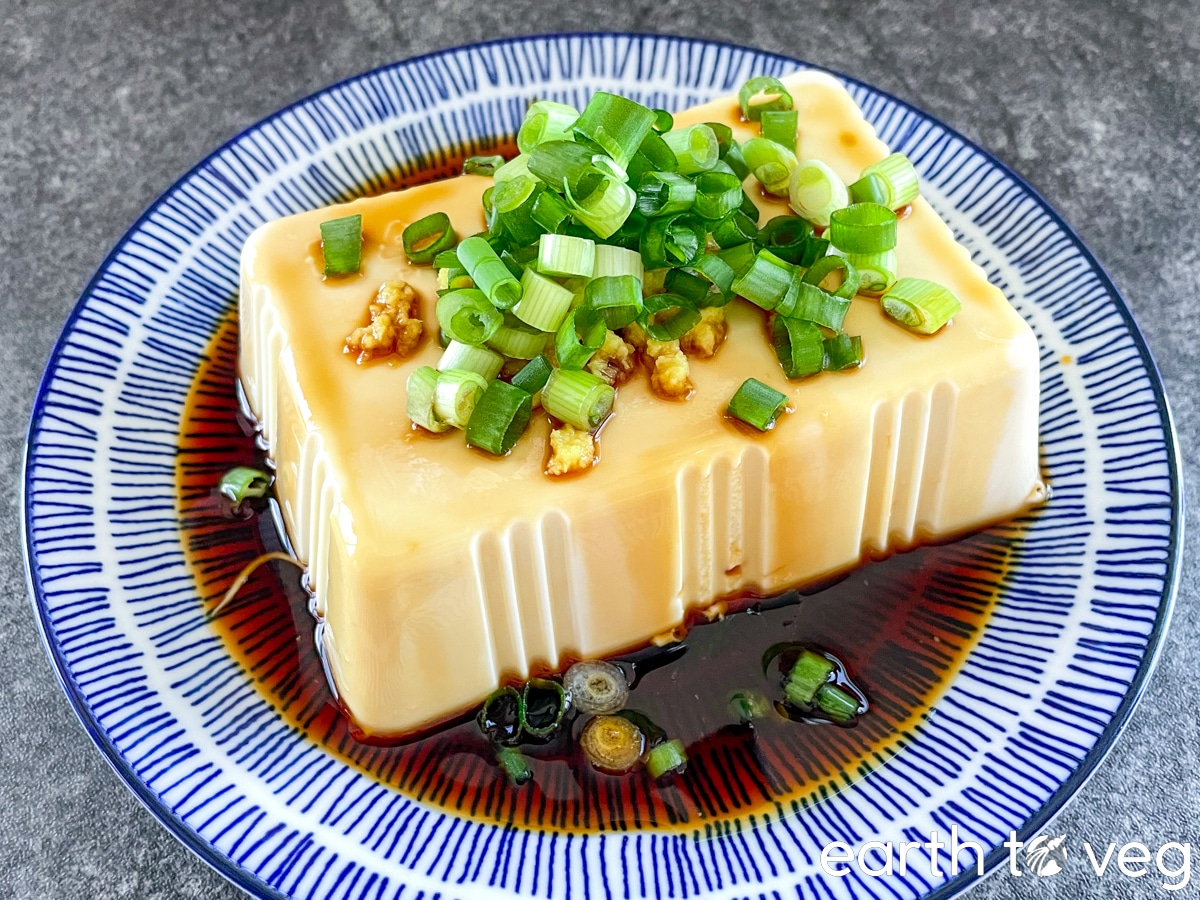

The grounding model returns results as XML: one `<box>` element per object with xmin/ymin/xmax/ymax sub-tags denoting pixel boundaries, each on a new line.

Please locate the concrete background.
<box><xmin>1</xmin><ymin>1</ymin><xmax>1195</xmax><ymax>898</ymax></box>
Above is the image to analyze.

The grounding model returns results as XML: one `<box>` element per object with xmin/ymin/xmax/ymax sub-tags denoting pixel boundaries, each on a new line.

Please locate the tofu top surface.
<box><xmin>239</xmin><ymin>72</ymin><xmax>1036</xmax><ymax>564</ymax></box>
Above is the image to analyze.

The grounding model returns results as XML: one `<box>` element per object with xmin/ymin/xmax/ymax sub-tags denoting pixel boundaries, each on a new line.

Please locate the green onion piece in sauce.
<box><xmin>641</xmin><ymin>292</ymin><xmax>701</xmax><ymax>341</ymax></box>
<box><xmin>218</xmin><ymin>466</ymin><xmax>272</xmax><ymax>506</ymax></box>
<box><xmin>462</xmin><ymin>154</ymin><xmax>506</xmax><ymax>177</ymax></box>
<box><xmin>542</xmin><ymin>368</ymin><xmax>615</xmax><ymax>430</ymax></box>
<box><xmin>466</xmin><ymin>380</ymin><xmax>534</xmax><ymax>456</ymax></box>
<box><xmin>406</xmin><ymin>366</ymin><xmax>449</xmax><ymax>433</ymax></box>
<box><xmin>645</xmin><ymin>738</ymin><xmax>688</xmax><ymax>779</ymax></box>
<box><xmin>727</xmin><ymin>378</ymin><xmax>789</xmax><ymax>432</ymax></box>
<box><xmin>585</xmin><ymin>274</ymin><xmax>643</xmax><ymax>329</ymax></box>
<box><xmin>319</xmin><ymin>214</ymin><xmax>362</xmax><ymax>276</ymax></box>
<box><xmin>555</xmin><ymin>307</ymin><xmax>607</xmax><ymax>369</ymax></box>
<box><xmin>828</xmin><ymin>203</ymin><xmax>899</xmax><ymax>254</ymax></box>
<box><xmin>860</xmin><ymin>152</ymin><xmax>921</xmax><ymax>209</ymax></box>
<box><xmin>402</xmin><ymin>211</ymin><xmax>457</xmax><ymax>265</ymax></box>
<box><xmin>738</xmin><ymin>75</ymin><xmax>794</xmax><ymax>122</ymax></box>
<box><xmin>572</xmin><ymin>91</ymin><xmax>657</xmax><ymax>169</ymax></box>
<box><xmin>457</xmin><ymin>235</ymin><xmax>523</xmax><ymax>308</ymax></box>
<box><xmin>783</xmin><ymin>650</ymin><xmax>835</xmax><ymax>707</ymax></box>
<box><xmin>436</xmin><ymin>289</ymin><xmax>502</xmax><ymax>346</ymax></box>
<box><xmin>881</xmin><ymin>277</ymin><xmax>961</xmax><ymax>334</ymax></box>
<box><xmin>771</xmin><ymin>315</ymin><xmax>827</xmax><ymax>379</ymax></box>
<box><xmin>760</xmin><ymin>109</ymin><xmax>799</xmax><ymax>152</ymax></box>
<box><xmin>824</xmin><ymin>333</ymin><xmax>865</xmax><ymax>370</ymax></box>
<box><xmin>495</xmin><ymin>745</ymin><xmax>533</xmax><ymax>786</ymax></box>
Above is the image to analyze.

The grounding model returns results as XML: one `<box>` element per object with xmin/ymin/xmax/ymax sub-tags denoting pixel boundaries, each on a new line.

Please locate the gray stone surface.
<box><xmin>1</xmin><ymin>1</ymin><xmax>1195</xmax><ymax>898</ymax></box>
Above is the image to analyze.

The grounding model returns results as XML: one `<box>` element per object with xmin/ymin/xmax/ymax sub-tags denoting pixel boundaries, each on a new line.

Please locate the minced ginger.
<box><xmin>679</xmin><ymin>307</ymin><xmax>728</xmax><ymax>358</ymax></box>
<box><xmin>344</xmin><ymin>280</ymin><xmax>423</xmax><ymax>363</ymax></box>
<box><xmin>622</xmin><ymin>307</ymin><xmax>728</xmax><ymax>399</ymax></box>
<box><xmin>546</xmin><ymin>424</ymin><xmax>596</xmax><ymax>476</ymax></box>
<box><xmin>585</xmin><ymin>329</ymin><xmax>637</xmax><ymax>385</ymax></box>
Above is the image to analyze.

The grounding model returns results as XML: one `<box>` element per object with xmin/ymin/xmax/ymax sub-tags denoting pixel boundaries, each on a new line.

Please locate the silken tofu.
<box><xmin>238</xmin><ymin>72</ymin><xmax>1044</xmax><ymax>737</ymax></box>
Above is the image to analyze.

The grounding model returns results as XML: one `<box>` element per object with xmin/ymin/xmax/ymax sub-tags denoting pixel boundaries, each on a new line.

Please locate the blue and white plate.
<box><xmin>23</xmin><ymin>33</ymin><xmax>1180</xmax><ymax>900</ymax></box>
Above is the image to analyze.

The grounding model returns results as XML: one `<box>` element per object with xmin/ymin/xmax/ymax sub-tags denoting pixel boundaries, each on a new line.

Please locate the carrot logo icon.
<box><xmin>1025</xmin><ymin>835</ymin><xmax>1068</xmax><ymax>876</ymax></box>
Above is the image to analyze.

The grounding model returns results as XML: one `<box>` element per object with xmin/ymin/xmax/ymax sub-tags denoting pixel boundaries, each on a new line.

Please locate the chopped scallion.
<box><xmin>433</xmin><ymin>369</ymin><xmax>488</xmax><ymax>430</ymax></box>
<box><xmin>585</xmin><ymin>274</ymin><xmax>643</xmax><ymax>329</ymax></box>
<box><xmin>661</xmin><ymin>124</ymin><xmax>720</xmax><ymax>175</ymax></box>
<box><xmin>849</xmin><ymin>172</ymin><xmax>890</xmax><ymax>206</ymax></box>
<box><xmin>741</xmin><ymin>137</ymin><xmax>798</xmax><ymax>196</ymax></box>
<box><xmin>760</xmin><ymin>109</ymin><xmax>798</xmax><ymax>152</ymax></box>
<box><xmin>759</xmin><ymin>215</ymin><xmax>814</xmax><ymax>265</ymax></box>
<box><xmin>537</xmin><ymin>233</ymin><xmax>595</xmax><ymax>278</ymax></box>
<box><xmin>406</xmin><ymin>366</ymin><xmax>450</xmax><ymax>433</ymax></box>
<box><xmin>814</xmin><ymin>683</ymin><xmax>863</xmax><ymax>723</ymax></box>
<box><xmin>572</xmin><ymin>91</ymin><xmax>657</xmax><ymax>169</ymax></box>
<box><xmin>320</xmin><ymin>214</ymin><xmax>362</xmax><ymax>276</ymax></box>
<box><xmin>402</xmin><ymin>212</ymin><xmax>457</xmax><ymax>265</ymax></box>
<box><xmin>641</xmin><ymin>292</ymin><xmax>701</xmax><ymax>341</ymax></box>
<box><xmin>517</xmin><ymin>100</ymin><xmax>580</xmax><ymax>154</ymax></box>
<box><xmin>801</xmin><ymin>255</ymin><xmax>861</xmax><ymax>300</ymax></box>
<box><xmin>565</xmin><ymin>175</ymin><xmax>636</xmax><ymax>239</ymax></box>
<box><xmin>555</xmin><ymin>308</ymin><xmax>607</xmax><ymax>369</ymax></box>
<box><xmin>463</xmin><ymin>154</ymin><xmax>506</xmax><ymax>177</ymax></box>
<box><xmin>860</xmin><ymin>153</ymin><xmax>920</xmax><ymax>209</ymax></box>
<box><xmin>738</xmin><ymin>75</ymin><xmax>794</xmax><ymax>122</ymax></box>
<box><xmin>635</xmin><ymin>171</ymin><xmax>697</xmax><ymax>218</ymax></box>
<box><xmin>772</xmin><ymin>316</ymin><xmax>826</xmax><ymax>379</ymax></box>
<box><xmin>710</xmin><ymin>211</ymin><xmax>758</xmax><ymax>249</ymax></box>
<box><xmin>510</xmin><ymin>355</ymin><xmax>553</xmax><ymax>399</ymax></box>
<box><xmin>639</xmin><ymin>214</ymin><xmax>704</xmax><ymax>269</ymax></box>
<box><xmin>776</xmin><ymin>280</ymin><xmax>850</xmax><ymax>331</ymax></box>
<box><xmin>880</xmin><ymin>277</ymin><xmax>961</xmax><ymax>334</ymax></box>
<box><xmin>727</xmin><ymin>378</ymin><xmax>789</xmax><ymax>431</ymax></box>
<box><xmin>783</xmin><ymin>650</ymin><xmax>835</xmax><ymax>707</ymax></box>
<box><xmin>691</xmin><ymin>170</ymin><xmax>744</xmax><ymax>220</ymax></box>
<box><xmin>731</xmin><ymin>249</ymin><xmax>794</xmax><ymax>310</ymax></box>
<box><xmin>492</xmin><ymin>153</ymin><xmax>532</xmax><ymax>184</ymax></box>
<box><xmin>513</xmin><ymin>268</ymin><xmax>575</xmax><ymax>332</ymax></box>
<box><xmin>788</xmin><ymin>159</ymin><xmax>849</xmax><ymax>227</ymax></box>
<box><xmin>542</xmin><ymin>368</ymin><xmax>615</xmax><ymax>430</ymax></box>
<box><xmin>436</xmin><ymin>289</ymin><xmax>502</xmax><ymax>345</ymax></box>
<box><xmin>824</xmin><ymin>333</ymin><xmax>864</xmax><ymax>370</ymax></box>
<box><xmin>437</xmin><ymin>340</ymin><xmax>504</xmax><ymax>380</ymax></box>
<box><xmin>466</xmin><ymin>380</ymin><xmax>534</xmax><ymax>456</ymax></box>
<box><xmin>592</xmin><ymin>244</ymin><xmax>644</xmax><ymax>283</ymax></box>
<box><xmin>519</xmin><ymin>678</ymin><xmax>569</xmax><ymax>738</ymax></box>
<box><xmin>828</xmin><ymin>202</ymin><xmax>899</xmax><ymax>254</ymax></box>
<box><xmin>650</xmin><ymin>108</ymin><xmax>674</xmax><ymax>133</ymax></box>
<box><xmin>645</xmin><ymin>738</ymin><xmax>688</xmax><ymax>779</ymax></box>
<box><xmin>495</xmin><ymin>746</ymin><xmax>533</xmax><ymax>786</ymax></box>
<box><xmin>838</xmin><ymin>248</ymin><xmax>897</xmax><ymax>295</ymax></box>
<box><xmin>218</xmin><ymin>466</ymin><xmax>272</xmax><ymax>507</ymax></box>
<box><xmin>457</xmin><ymin>235</ymin><xmax>523</xmax><ymax>308</ymax></box>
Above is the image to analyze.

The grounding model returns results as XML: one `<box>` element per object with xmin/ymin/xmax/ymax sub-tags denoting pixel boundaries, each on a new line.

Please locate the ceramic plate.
<box><xmin>23</xmin><ymin>33</ymin><xmax>1180</xmax><ymax>900</ymax></box>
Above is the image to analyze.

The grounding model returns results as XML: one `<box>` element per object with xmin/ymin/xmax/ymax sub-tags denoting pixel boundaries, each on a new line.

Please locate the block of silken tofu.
<box><xmin>238</xmin><ymin>71</ymin><xmax>1045</xmax><ymax>737</ymax></box>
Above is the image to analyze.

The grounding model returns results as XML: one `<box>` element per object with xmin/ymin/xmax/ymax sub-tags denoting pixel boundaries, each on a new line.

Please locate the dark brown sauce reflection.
<box><xmin>179</xmin><ymin>154</ymin><xmax>1029</xmax><ymax>834</ymax></box>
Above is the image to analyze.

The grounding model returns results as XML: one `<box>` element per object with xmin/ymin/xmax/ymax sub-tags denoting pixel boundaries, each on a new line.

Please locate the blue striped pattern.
<box><xmin>22</xmin><ymin>33</ymin><xmax>1179</xmax><ymax>900</ymax></box>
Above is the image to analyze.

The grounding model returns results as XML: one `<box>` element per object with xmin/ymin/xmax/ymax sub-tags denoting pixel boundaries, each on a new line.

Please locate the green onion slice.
<box><xmin>592</xmin><ymin>244</ymin><xmax>644</xmax><ymax>283</ymax></box>
<box><xmin>517</xmin><ymin>100</ymin><xmax>580</xmax><ymax>154</ymax></box>
<box><xmin>402</xmin><ymin>212</ymin><xmax>457</xmax><ymax>265</ymax></box>
<box><xmin>639</xmin><ymin>214</ymin><xmax>704</xmax><ymax>269</ymax></box>
<box><xmin>645</xmin><ymin>738</ymin><xmax>688</xmax><ymax>779</ymax></box>
<box><xmin>801</xmin><ymin>255</ymin><xmax>861</xmax><ymax>300</ymax></box>
<box><xmin>729</xmin><ymin>690</ymin><xmax>772</xmax><ymax>722</ymax></box>
<box><xmin>492</xmin><ymin>153</ymin><xmax>532</xmax><ymax>184</ymax></box>
<box><xmin>542</xmin><ymin>367</ymin><xmax>615</xmax><ymax>430</ymax></box>
<box><xmin>478</xmin><ymin>686</ymin><xmax>523</xmax><ymax>746</ymax></box>
<box><xmin>636</xmin><ymin>171</ymin><xmax>697</xmax><ymax>218</ymax></box>
<box><xmin>717</xmin><ymin>241</ymin><xmax>758</xmax><ymax>279</ymax></box>
<box><xmin>772</xmin><ymin>315</ymin><xmax>826</xmax><ymax>379</ymax></box>
<box><xmin>815</xmin><ymin>683</ymin><xmax>864</xmax><ymax>723</ymax></box>
<box><xmin>641</xmin><ymin>292</ymin><xmax>701</xmax><ymax>341</ymax></box>
<box><xmin>564</xmin><ymin>660</ymin><xmax>629</xmax><ymax>713</ymax></box>
<box><xmin>723</xmin><ymin>141</ymin><xmax>751</xmax><ymax>181</ymax></box>
<box><xmin>692</xmin><ymin>170</ymin><xmax>744</xmax><ymax>221</ymax></box>
<box><xmin>710</xmin><ymin>211</ymin><xmax>758</xmax><ymax>249</ymax></box>
<box><xmin>463</xmin><ymin>154</ymin><xmax>506</xmax><ymax>176</ymax></box>
<box><xmin>513</xmin><ymin>268</ymin><xmax>574</xmax><ymax>333</ymax></box>
<box><xmin>457</xmin><ymin>235</ymin><xmax>523</xmax><ymax>308</ymax></box>
<box><xmin>690</xmin><ymin>252</ymin><xmax>737</xmax><ymax>306</ymax></box>
<box><xmin>880</xmin><ymin>277</ymin><xmax>961</xmax><ymax>334</ymax></box>
<box><xmin>537</xmin><ymin>233</ymin><xmax>595</xmax><ymax>278</ymax></box>
<box><xmin>788</xmin><ymin>159</ymin><xmax>849</xmax><ymax>227</ymax></box>
<box><xmin>741</xmin><ymin>137</ymin><xmax>798</xmax><ymax>196</ymax></box>
<box><xmin>661</xmin><ymin>124</ymin><xmax>720</xmax><ymax>175</ymax></box>
<box><xmin>555</xmin><ymin>307</ymin><xmax>607</xmax><ymax>369</ymax></box>
<box><xmin>849</xmin><ymin>172</ymin><xmax>890</xmax><ymax>206</ymax></box>
<box><xmin>759</xmin><ymin>215</ymin><xmax>814</xmax><ymax>265</ymax></box>
<box><xmin>783</xmin><ymin>649</ymin><xmax>835</xmax><ymax>707</ymax></box>
<box><xmin>760</xmin><ymin>109</ymin><xmax>798</xmax><ymax>151</ymax></box>
<box><xmin>510</xmin><ymin>355</ymin><xmax>553</xmax><ymax>398</ymax></box>
<box><xmin>662</xmin><ymin>268</ymin><xmax>711</xmax><ymax>307</ymax></box>
<box><xmin>406</xmin><ymin>366</ymin><xmax>450</xmax><ymax>433</ymax></box>
<box><xmin>727</xmin><ymin>378</ymin><xmax>789</xmax><ymax>432</ymax></box>
<box><xmin>776</xmin><ymin>280</ymin><xmax>851</xmax><ymax>331</ymax></box>
<box><xmin>218</xmin><ymin>466</ymin><xmax>272</xmax><ymax>506</ymax></box>
<box><xmin>433</xmin><ymin>248</ymin><xmax>461</xmax><ymax>270</ymax></box>
<box><xmin>650</xmin><ymin>108</ymin><xmax>674</xmax><ymax>132</ymax></box>
<box><xmin>580</xmin><ymin>715</ymin><xmax>644</xmax><ymax>774</ymax></box>
<box><xmin>572</xmin><ymin>91</ymin><xmax>656</xmax><ymax>169</ymax></box>
<box><xmin>495</xmin><ymin>746</ymin><xmax>533</xmax><ymax>786</ymax></box>
<box><xmin>437</xmin><ymin>340</ymin><xmax>504</xmax><ymax>380</ymax></box>
<box><xmin>860</xmin><ymin>153</ymin><xmax>920</xmax><ymax>209</ymax></box>
<box><xmin>565</xmin><ymin>175</ymin><xmax>637</xmax><ymax>240</ymax></box>
<box><xmin>731</xmin><ymin>249</ymin><xmax>794</xmax><ymax>311</ymax></box>
<box><xmin>840</xmin><ymin>248</ymin><xmax>897</xmax><ymax>295</ymax></box>
<box><xmin>319</xmin><ymin>214</ymin><xmax>362</xmax><ymax>276</ymax></box>
<box><xmin>519</xmin><ymin>677</ymin><xmax>568</xmax><ymax>738</ymax></box>
<box><xmin>585</xmin><ymin>274</ymin><xmax>643</xmax><ymax>329</ymax></box>
<box><xmin>738</xmin><ymin>75</ymin><xmax>794</xmax><ymax>122</ymax></box>
<box><xmin>705</xmin><ymin>121</ymin><xmax>734</xmax><ymax>156</ymax></box>
<box><xmin>829</xmin><ymin>202</ymin><xmax>899</xmax><ymax>254</ymax></box>
<box><xmin>492</xmin><ymin>175</ymin><xmax>546</xmax><ymax>248</ymax></box>
<box><xmin>433</xmin><ymin>369</ymin><xmax>488</xmax><ymax>430</ymax></box>
<box><xmin>528</xmin><ymin>140</ymin><xmax>600</xmax><ymax>195</ymax></box>
<box><xmin>436</xmin><ymin>289</ymin><xmax>502</xmax><ymax>346</ymax></box>
<box><xmin>531</xmin><ymin>189</ymin><xmax>570</xmax><ymax>234</ymax></box>
<box><xmin>824</xmin><ymin>333</ymin><xmax>864</xmax><ymax>370</ymax></box>
<box><xmin>466</xmin><ymin>380</ymin><xmax>534</xmax><ymax>456</ymax></box>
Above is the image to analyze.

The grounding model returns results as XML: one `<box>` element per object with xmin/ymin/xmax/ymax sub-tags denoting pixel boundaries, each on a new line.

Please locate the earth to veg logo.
<box><xmin>820</xmin><ymin>829</ymin><xmax>1192</xmax><ymax>890</ymax></box>
<box><xmin>1023</xmin><ymin>834</ymin><xmax>1068</xmax><ymax>876</ymax></box>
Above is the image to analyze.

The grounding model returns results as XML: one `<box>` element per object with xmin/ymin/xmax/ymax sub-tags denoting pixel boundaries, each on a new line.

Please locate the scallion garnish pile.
<box><xmin>356</xmin><ymin>75</ymin><xmax>965</xmax><ymax>457</ymax></box>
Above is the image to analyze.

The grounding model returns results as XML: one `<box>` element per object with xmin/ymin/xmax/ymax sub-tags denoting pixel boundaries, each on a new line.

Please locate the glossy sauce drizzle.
<box><xmin>177</xmin><ymin>150</ymin><xmax>1029</xmax><ymax>833</ymax></box>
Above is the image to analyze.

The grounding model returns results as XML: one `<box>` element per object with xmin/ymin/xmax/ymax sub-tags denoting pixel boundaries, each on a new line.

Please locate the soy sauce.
<box><xmin>179</xmin><ymin>319</ymin><xmax>1028</xmax><ymax>833</ymax></box>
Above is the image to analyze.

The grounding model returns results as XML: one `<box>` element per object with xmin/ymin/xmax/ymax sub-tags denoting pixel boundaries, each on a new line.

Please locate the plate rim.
<box><xmin>21</xmin><ymin>30</ymin><xmax>1184</xmax><ymax>900</ymax></box>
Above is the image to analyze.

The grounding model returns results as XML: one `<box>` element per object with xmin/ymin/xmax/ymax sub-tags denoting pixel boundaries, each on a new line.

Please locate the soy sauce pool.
<box><xmin>179</xmin><ymin>316</ymin><xmax>1029</xmax><ymax>833</ymax></box>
